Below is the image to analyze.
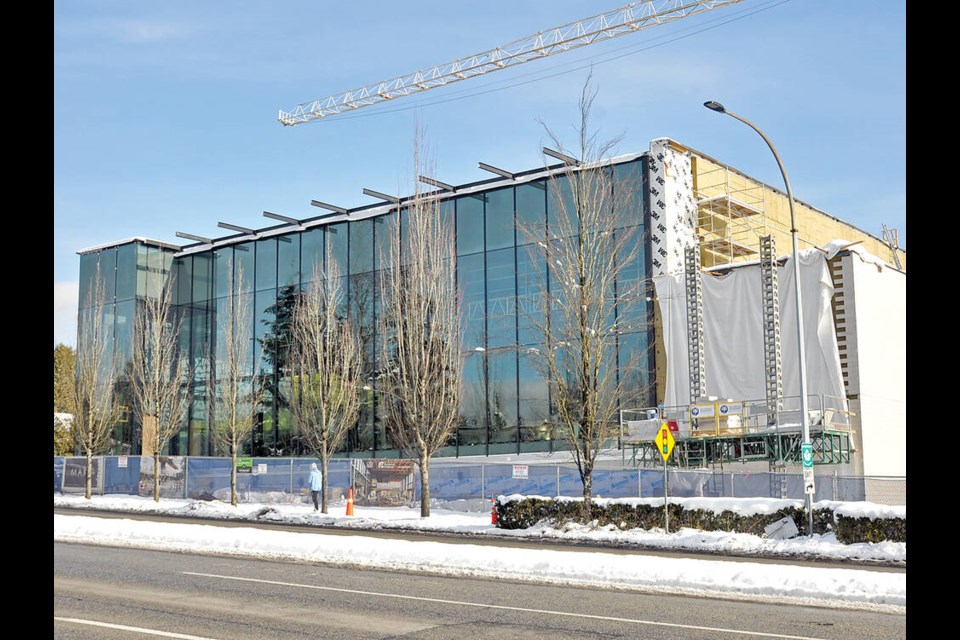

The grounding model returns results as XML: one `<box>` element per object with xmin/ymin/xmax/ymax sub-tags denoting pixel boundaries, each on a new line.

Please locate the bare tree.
<box><xmin>129</xmin><ymin>276</ymin><xmax>189</xmax><ymax>502</ymax></box>
<box><xmin>378</xmin><ymin>129</ymin><xmax>462</xmax><ymax>517</ymax></box>
<box><xmin>519</xmin><ymin>75</ymin><xmax>651</xmax><ymax>515</ymax></box>
<box><xmin>73</xmin><ymin>265</ymin><xmax>123</xmax><ymax>499</ymax></box>
<box><xmin>209</xmin><ymin>266</ymin><xmax>265</xmax><ymax>506</ymax></box>
<box><xmin>284</xmin><ymin>259</ymin><xmax>363</xmax><ymax>513</ymax></box>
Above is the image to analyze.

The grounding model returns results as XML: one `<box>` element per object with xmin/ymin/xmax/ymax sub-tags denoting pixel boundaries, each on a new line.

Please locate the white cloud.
<box><xmin>54</xmin><ymin>281</ymin><xmax>79</xmax><ymax>347</ymax></box>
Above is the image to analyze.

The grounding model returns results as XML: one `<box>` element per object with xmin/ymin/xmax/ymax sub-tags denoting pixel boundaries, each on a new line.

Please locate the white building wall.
<box><xmin>841</xmin><ymin>254</ymin><xmax>906</xmax><ymax>477</ymax></box>
<box><xmin>647</xmin><ymin>139</ymin><xmax>698</xmax><ymax>277</ymax></box>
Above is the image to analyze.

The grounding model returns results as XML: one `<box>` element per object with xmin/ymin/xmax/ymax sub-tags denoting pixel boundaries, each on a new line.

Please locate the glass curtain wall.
<box><xmin>83</xmin><ymin>158</ymin><xmax>653</xmax><ymax>459</ymax></box>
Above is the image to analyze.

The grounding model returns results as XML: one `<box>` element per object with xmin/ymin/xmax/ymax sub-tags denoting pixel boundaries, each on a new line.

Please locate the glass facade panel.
<box><xmin>116</xmin><ymin>243</ymin><xmax>137</xmax><ymax>302</ymax></box>
<box><xmin>78</xmin><ymin>252</ymin><xmax>101</xmax><ymax>309</ymax></box>
<box><xmin>484</xmin><ymin>187</ymin><xmax>514</xmax><ymax>251</ymax></box>
<box><xmin>100</xmin><ymin>247</ymin><xmax>118</xmax><ymax>302</ymax></box>
<box><xmin>300</xmin><ymin>228</ymin><xmax>324</xmax><ymax>283</ymax></box>
<box><xmin>234</xmin><ymin>243</ymin><xmax>254</xmax><ymax>294</ymax></box>
<box><xmin>487</xmin><ymin>353</ymin><xmax>518</xmax><ymax>454</ymax></box>
<box><xmin>485</xmin><ymin>247</ymin><xmax>516</xmax><ymax>348</ymax></box>
<box><xmin>547</xmin><ymin>174</ymin><xmax>576</xmax><ymax>237</ymax></box>
<box><xmin>515</xmin><ymin>247</ymin><xmax>545</xmax><ymax>347</ymax></box>
<box><xmin>136</xmin><ymin>244</ymin><xmax>148</xmax><ymax>297</ymax></box>
<box><xmin>192</xmin><ymin>253</ymin><xmax>213</xmax><ymax>304</ymax></box>
<box><xmin>174</xmin><ymin>257</ymin><xmax>191</xmax><ymax>306</ymax></box>
<box><xmin>458</xmin><ymin>252</ymin><xmax>485</xmax><ymax>349</ymax></box>
<box><xmin>277</xmin><ymin>234</ymin><xmax>300</xmax><ymax>288</ymax></box>
<box><xmin>456</xmin><ymin>195</ymin><xmax>484</xmax><ymax>255</ymax></box>
<box><xmin>213</xmin><ymin>248</ymin><xmax>232</xmax><ymax>300</ymax></box>
<box><xmin>459</xmin><ymin>350</ymin><xmax>486</xmax><ymax>452</ymax></box>
<box><xmin>373</xmin><ymin>214</ymin><xmax>396</xmax><ymax>272</ymax></box>
<box><xmin>613</xmin><ymin>159</ymin><xmax>646</xmax><ymax>228</ymax></box>
<box><xmin>327</xmin><ymin>223</ymin><xmax>348</xmax><ymax>275</ymax></box>
<box><xmin>113</xmin><ymin>299</ymin><xmax>136</xmax><ymax>372</ymax></box>
<box><xmin>145</xmin><ymin>245</ymin><xmax>165</xmax><ymax>299</ymax></box>
<box><xmin>617</xmin><ymin>332</ymin><xmax>656</xmax><ymax>409</ymax></box>
<box><xmin>254</xmin><ymin>289</ymin><xmax>276</xmax><ymax>376</ymax></box>
<box><xmin>349</xmin><ymin>219</ymin><xmax>374</xmax><ymax>274</ymax></box>
<box><xmin>255</xmin><ymin>238</ymin><xmax>277</xmax><ymax>292</ymax></box>
<box><xmin>516</xmin><ymin>181</ymin><xmax>546</xmax><ymax>246</ymax></box>
<box><xmin>518</xmin><ymin>352</ymin><xmax>551</xmax><ymax>448</ymax></box>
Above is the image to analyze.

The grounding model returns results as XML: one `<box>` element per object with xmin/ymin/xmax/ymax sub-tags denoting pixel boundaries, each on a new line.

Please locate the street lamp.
<box><xmin>703</xmin><ymin>100</ymin><xmax>814</xmax><ymax>537</ymax></box>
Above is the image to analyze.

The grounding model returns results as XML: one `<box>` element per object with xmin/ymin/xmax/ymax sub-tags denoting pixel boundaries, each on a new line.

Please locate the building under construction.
<box><xmin>76</xmin><ymin>137</ymin><xmax>906</xmax><ymax>482</ymax></box>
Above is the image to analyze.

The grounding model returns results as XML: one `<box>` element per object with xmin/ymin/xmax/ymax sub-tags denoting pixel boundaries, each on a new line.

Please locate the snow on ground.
<box><xmin>53</xmin><ymin>494</ymin><xmax>906</xmax><ymax>614</ymax></box>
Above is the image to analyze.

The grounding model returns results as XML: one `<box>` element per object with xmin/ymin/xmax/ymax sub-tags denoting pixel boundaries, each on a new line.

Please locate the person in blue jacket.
<box><xmin>308</xmin><ymin>462</ymin><xmax>323</xmax><ymax>511</ymax></box>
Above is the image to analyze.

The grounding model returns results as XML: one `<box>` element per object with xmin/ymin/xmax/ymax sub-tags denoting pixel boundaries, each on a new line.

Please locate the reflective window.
<box><xmin>374</xmin><ymin>214</ymin><xmax>396</xmax><ymax>272</ymax></box>
<box><xmin>78</xmin><ymin>253</ymin><xmax>101</xmax><ymax>309</ymax></box>
<box><xmin>458</xmin><ymin>252</ymin><xmax>485</xmax><ymax>349</ymax></box>
<box><xmin>518</xmin><ymin>352</ymin><xmax>550</xmax><ymax>441</ymax></box>
<box><xmin>617</xmin><ymin>332</ymin><xmax>655</xmax><ymax>408</ymax></box>
<box><xmin>213</xmin><ymin>248</ymin><xmax>232</xmax><ymax>300</ymax></box>
<box><xmin>547</xmin><ymin>174</ymin><xmax>576</xmax><ymax>238</ymax></box>
<box><xmin>613</xmin><ymin>159</ymin><xmax>646</xmax><ymax>229</ymax></box>
<box><xmin>516</xmin><ymin>247</ymin><xmax>545</xmax><ymax>346</ymax></box>
<box><xmin>277</xmin><ymin>234</ymin><xmax>300</xmax><ymax>288</ymax></box>
<box><xmin>255</xmin><ymin>238</ymin><xmax>277</xmax><ymax>292</ymax></box>
<box><xmin>484</xmin><ymin>188</ymin><xmax>514</xmax><ymax>251</ymax></box>
<box><xmin>116</xmin><ymin>244</ymin><xmax>137</xmax><ymax>302</ymax></box>
<box><xmin>114</xmin><ymin>299</ymin><xmax>136</xmax><ymax>370</ymax></box>
<box><xmin>487</xmin><ymin>353</ymin><xmax>518</xmax><ymax>454</ymax></box>
<box><xmin>327</xmin><ymin>223</ymin><xmax>348</xmax><ymax>276</ymax></box>
<box><xmin>174</xmin><ymin>257</ymin><xmax>191</xmax><ymax>306</ymax></box>
<box><xmin>459</xmin><ymin>350</ymin><xmax>486</xmax><ymax>449</ymax></box>
<box><xmin>192</xmin><ymin>253</ymin><xmax>213</xmax><ymax>304</ymax></box>
<box><xmin>456</xmin><ymin>195</ymin><xmax>484</xmax><ymax>255</ymax></box>
<box><xmin>300</xmin><ymin>228</ymin><xmax>324</xmax><ymax>284</ymax></box>
<box><xmin>516</xmin><ymin>182</ymin><xmax>546</xmax><ymax>246</ymax></box>
<box><xmin>350</xmin><ymin>219</ymin><xmax>374</xmax><ymax>274</ymax></box>
<box><xmin>234</xmin><ymin>243</ymin><xmax>254</xmax><ymax>294</ymax></box>
<box><xmin>485</xmin><ymin>248</ymin><xmax>516</xmax><ymax>348</ymax></box>
<box><xmin>254</xmin><ymin>289</ymin><xmax>276</xmax><ymax>376</ymax></box>
<box><xmin>349</xmin><ymin>272</ymin><xmax>376</xmax><ymax>364</ymax></box>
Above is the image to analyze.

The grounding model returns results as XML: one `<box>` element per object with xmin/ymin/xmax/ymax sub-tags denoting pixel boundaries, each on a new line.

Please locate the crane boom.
<box><xmin>279</xmin><ymin>0</ymin><xmax>746</xmax><ymax>125</ymax></box>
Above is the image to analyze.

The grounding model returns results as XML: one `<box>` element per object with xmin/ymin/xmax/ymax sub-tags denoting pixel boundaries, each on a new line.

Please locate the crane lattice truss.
<box><xmin>279</xmin><ymin>0</ymin><xmax>746</xmax><ymax>125</ymax></box>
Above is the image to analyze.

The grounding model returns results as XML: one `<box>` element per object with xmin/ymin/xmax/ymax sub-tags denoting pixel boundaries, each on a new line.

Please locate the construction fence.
<box><xmin>53</xmin><ymin>456</ymin><xmax>906</xmax><ymax>507</ymax></box>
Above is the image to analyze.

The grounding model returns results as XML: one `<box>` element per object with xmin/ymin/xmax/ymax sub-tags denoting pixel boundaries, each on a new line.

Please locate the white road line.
<box><xmin>183</xmin><ymin>571</ymin><xmax>829</xmax><ymax>640</ymax></box>
<box><xmin>54</xmin><ymin>617</ymin><xmax>219</xmax><ymax>639</ymax></box>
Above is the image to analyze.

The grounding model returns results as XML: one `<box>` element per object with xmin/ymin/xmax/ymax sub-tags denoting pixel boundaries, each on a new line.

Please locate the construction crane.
<box><xmin>279</xmin><ymin>0</ymin><xmax>746</xmax><ymax>126</ymax></box>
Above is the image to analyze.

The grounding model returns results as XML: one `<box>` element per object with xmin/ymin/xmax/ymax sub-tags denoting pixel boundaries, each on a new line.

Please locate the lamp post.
<box><xmin>703</xmin><ymin>100</ymin><xmax>814</xmax><ymax>537</ymax></box>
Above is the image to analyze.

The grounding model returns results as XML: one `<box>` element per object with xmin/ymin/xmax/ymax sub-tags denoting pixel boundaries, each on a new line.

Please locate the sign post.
<box><xmin>801</xmin><ymin>442</ymin><xmax>815</xmax><ymax>497</ymax></box>
<box><xmin>654</xmin><ymin>422</ymin><xmax>676</xmax><ymax>533</ymax></box>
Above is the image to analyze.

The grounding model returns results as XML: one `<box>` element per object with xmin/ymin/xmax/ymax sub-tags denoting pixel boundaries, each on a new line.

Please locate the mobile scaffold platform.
<box><xmin>620</xmin><ymin>397</ymin><xmax>856</xmax><ymax>470</ymax></box>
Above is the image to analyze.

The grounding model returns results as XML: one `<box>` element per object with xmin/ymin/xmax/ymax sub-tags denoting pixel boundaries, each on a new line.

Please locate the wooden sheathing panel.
<box><xmin>687</xmin><ymin>149</ymin><xmax>904</xmax><ymax>272</ymax></box>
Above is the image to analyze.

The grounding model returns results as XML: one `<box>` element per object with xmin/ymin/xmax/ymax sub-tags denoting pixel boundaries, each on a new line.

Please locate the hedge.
<box><xmin>494</xmin><ymin>495</ymin><xmax>905</xmax><ymax>544</ymax></box>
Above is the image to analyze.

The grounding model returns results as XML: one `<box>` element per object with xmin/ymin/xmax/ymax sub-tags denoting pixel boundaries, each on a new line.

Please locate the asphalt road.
<box><xmin>55</xmin><ymin>542</ymin><xmax>907</xmax><ymax>640</ymax></box>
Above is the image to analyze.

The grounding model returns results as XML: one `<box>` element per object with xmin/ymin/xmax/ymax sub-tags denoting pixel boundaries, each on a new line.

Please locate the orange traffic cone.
<box><xmin>490</xmin><ymin>496</ymin><xmax>498</xmax><ymax>526</ymax></box>
<box><xmin>346</xmin><ymin>486</ymin><xmax>354</xmax><ymax>516</ymax></box>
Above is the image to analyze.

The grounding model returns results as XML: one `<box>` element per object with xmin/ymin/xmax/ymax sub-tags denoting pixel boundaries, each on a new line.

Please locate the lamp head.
<box><xmin>703</xmin><ymin>100</ymin><xmax>726</xmax><ymax>113</ymax></box>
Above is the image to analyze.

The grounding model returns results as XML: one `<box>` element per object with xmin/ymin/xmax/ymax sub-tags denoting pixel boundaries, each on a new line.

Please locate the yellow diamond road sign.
<box><xmin>654</xmin><ymin>422</ymin><xmax>675</xmax><ymax>462</ymax></box>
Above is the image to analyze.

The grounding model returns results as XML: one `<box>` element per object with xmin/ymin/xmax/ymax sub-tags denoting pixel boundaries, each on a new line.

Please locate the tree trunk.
<box><xmin>419</xmin><ymin>454</ymin><xmax>430</xmax><ymax>518</ymax></box>
<box><xmin>581</xmin><ymin>465</ymin><xmax>593</xmax><ymax>521</ymax></box>
<box><xmin>320</xmin><ymin>440</ymin><xmax>329</xmax><ymax>514</ymax></box>
<box><xmin>85</xmin><ymin>447</ymin><xmax>93</xmax><ymax>500</ymax></box>
<box><xmin>154</xmin><ymin>451</ymin><xmax>161</xmax><ymax>503</ymax></box>
<box><xmin>230</xmin><ymin>444</ymin><xmax>238</xmax><ymax>507</ymax></box>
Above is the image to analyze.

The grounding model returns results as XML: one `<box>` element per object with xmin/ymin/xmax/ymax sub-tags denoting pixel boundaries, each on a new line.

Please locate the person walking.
<box><xmin>308</xmin><ymin>462</ymin><xmax>323</xmax><ymax>511</ymax></box>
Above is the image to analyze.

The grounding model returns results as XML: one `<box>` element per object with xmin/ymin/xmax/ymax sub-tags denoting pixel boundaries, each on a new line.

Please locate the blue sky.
<box><xmin>54</xmin><ymin>0</ymin><xmax>906</xmax><ymax>346</ymax></box>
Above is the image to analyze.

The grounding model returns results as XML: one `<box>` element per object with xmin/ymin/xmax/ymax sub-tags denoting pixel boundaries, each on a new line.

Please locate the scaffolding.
<box><xmin>693</xmin><ymin>159</ymin><xmax>776</xmax><ymax>268</ymax></box>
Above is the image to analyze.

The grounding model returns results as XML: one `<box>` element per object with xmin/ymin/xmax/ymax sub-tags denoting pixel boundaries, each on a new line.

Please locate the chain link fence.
<box><xmin>53</xmin><ymin>456</ymin><xmax>905</xmax><ymax>507</ymax></box>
